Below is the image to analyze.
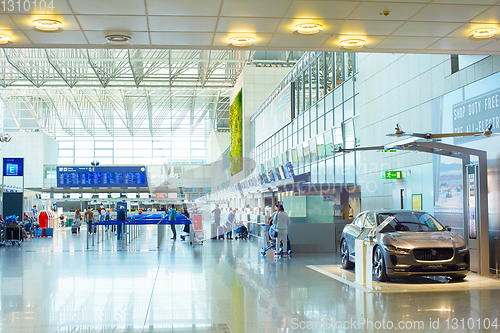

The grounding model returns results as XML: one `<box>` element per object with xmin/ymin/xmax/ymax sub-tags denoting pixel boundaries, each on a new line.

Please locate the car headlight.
<box><xmin>382</xmin><ymin>244</ymin><xmax>411</xmax><ymax>255</ymax></box>
<box><xmin>456</xmin><ymin>244</ymin><xmax>468</xmax><ymax>252</ymax></box>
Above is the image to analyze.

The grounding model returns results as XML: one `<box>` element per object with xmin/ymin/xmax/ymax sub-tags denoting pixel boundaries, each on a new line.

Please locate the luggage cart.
<box><xmin>190</xmin><ymin>213</ymin><xmax>205</xmax><ymax>247</ymax></box>
<box><xmin>5</xmin><ymin>225</ymin><xmax>22</xmax><ymax>246</ymax></box>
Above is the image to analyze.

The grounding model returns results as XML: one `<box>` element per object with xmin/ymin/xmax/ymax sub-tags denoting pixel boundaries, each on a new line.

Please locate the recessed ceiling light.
<box><xmin>105</xmin><ymin>35</ymin><xmax>132</xmax><ymax>45</ymax></box>
<box><xmin>340</xmin><ymin>38</ymin><xmax>366</xmax><ymax>49</ymax></box>
<box><xmin>294</xmin><ymin>23</ymin><xmax>322</xmax><ymax>35</ymax></box>
<box><xmin>229</xmin><ymin>37</ymin><xmax>255</xmax><ymax>47</ymax></box>
<box><xmin>469</xmin><ymin>28</ymin><xmax>497</xmax><ymax>39</ymax></box>
<box><xmin>32</xmin><ymin>19</ymin><xmax>62</xmax><ymax>31</ymax></box>
<box><xmin>0</xmin><ymin>34</ymin><xmax>11</xmax><ymax>45</ymax></box>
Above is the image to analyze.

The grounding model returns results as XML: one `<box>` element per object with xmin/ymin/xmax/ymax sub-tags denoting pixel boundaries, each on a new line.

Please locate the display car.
<box><xmin>340</xmin><ymin>210</ymin><xmax>470</xmax><ymax>282</ymax></box>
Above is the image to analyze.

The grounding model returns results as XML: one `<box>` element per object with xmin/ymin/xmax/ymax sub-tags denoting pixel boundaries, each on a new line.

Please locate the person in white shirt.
<box><xmin>275</xmin><ymin>204</ymin><xmax>292</xmax><ymax>256</ymax></box>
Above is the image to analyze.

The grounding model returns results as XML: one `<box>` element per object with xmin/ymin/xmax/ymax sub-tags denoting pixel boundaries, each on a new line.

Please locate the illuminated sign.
<box><xmin>3</xmin><ymin>158</ymin><xmax>23</xmax><ymax>177</ymax></box>
<box><xmin>381</xmin><ymin>171</ymin><xmax>402</xmax><ymax>179</ymax></box>
<box><xmin>57</xmin><ymin>166</ymin><xmax>147</xmax><ymax>188</ymax></box>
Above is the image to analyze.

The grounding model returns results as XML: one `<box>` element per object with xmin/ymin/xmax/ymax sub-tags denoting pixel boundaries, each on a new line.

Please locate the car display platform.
<box><xmin>307</xmin><ymin>264</ymin><xmax>500</xmax><ymax>293</ymax></box>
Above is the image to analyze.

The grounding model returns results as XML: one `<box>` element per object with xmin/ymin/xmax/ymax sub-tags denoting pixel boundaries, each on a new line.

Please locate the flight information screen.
<box><xmin>57</xmin><ymin>166</ymin><xmax>148</xmax><ymax>188</ymax></box>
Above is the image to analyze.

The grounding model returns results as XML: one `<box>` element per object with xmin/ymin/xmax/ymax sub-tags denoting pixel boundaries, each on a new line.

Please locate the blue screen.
<box><xmin>57</xmin><ymin>166</ymin><xmax>148</xmax><ymax>188</ymax></box>
<box><xmin>3</xmin><ymin>158</ymin><xmax>24</xmax><ymax>177</ymax></box>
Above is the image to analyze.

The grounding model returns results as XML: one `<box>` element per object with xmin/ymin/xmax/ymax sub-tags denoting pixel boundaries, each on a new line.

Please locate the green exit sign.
<box><xmin>382</xmin><ymin>171</ymin><xmax>402</xmax><ymax>179</ymax></box>
<box><xmin>380</xmin><ymin>149</ymin><xmax>397</xmax><ymax>152</ymax></box>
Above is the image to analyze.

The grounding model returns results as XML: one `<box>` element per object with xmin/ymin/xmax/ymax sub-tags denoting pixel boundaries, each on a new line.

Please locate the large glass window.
<box><xmin>303</xmin><ymin>141</ymin><xmax>310</xmax><ymax>164</ymax></box>
<box><xmin>333</xmin><ymin>125</ymin><xmax>343</xmax><ymax>151</ymax></box>
<box><xmin>325</xmin><ymin>53</ymin><xmax>333</xmax><ymax>93</ymax></box>
<box><xmin>335</xmin><ymin>53</ymin><xmax>343</xmax><ymax>87</ymax></box>
<box><xmin>318</xmin><ymin>53</ymin><xmax>325</xmax><ymax>99</ymax></box>
<box><xmin>324</xmin><ymin>129</ymin><xmax>334</xmax><ymax>157</ymax></box>
<box><xmin>304</xmin><ymin>69</ymin><xmax>310</xmax><ymax>110</ymax></box>
<box><xmin>311</xmin><ymin>58</ymin><xmax>317</xmax><ymax>105</ymax></box>
<box><xmin>297</xmin><ymin>75</ymin><xmax>303</xmax><ymax>113</ymax></box>
<box><xmin>345</xmin><ymin>52</ymin><xmax>355</xmax><ymax>79</ymax></box>
<box><xmin>309</xmin><ymin>138</ymin><xmax>317</xmax><ymax>162</ymax></box>
<box><xmin>344</xmin><ymin>119</ymin><xmax>355</xmax><ymax>149</ymax></box>
<box><xmin>316</xmin><ymin>134</ymin><xmax>325</xmax><ymax>159</ymax></box>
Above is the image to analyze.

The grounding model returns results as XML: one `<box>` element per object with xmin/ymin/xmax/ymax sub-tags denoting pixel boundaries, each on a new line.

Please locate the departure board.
<box><xmin>57</xmin><ymin>166</ymin><xmax>148</xmax><ymax>188</ymax></box>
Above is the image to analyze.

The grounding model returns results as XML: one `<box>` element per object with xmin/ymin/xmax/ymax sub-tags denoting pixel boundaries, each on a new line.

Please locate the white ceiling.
<box><xmin>1</xmin><ymin>0</ymin><xmax>500</xmax><ymax>54</ymax></box>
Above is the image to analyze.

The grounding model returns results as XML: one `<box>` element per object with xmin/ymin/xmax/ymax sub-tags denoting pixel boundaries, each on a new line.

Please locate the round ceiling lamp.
<box><xmin>32</xmin><ymin>19</ymin><xmax>62</xmax><ymax>31</ymax></box>
<box><xmin>105</xmin><ymin>35</ymin><xmax>132</xmax><ymax>45</ymax></box>
<box><xmin>294</xmin><ymin>23</ymin><xmax>322</xmax><ymax>35</ymax></box>
<box><xmin>469</xmin><ymin>28</ymin><xmax>497</xmax><ymax>39</ymax></box>
<box><xmin>229</xmin><ymin>36</ymin><xmax>255</xmax><ymax>47</ymax></box>
<box><xmin>340</xmin><ymin>38</ymin><xmax>366</xmax><ymax>49</ymax></box>
<box><xmin>0</xmin><ymin>34</ymin><xmax>11</xmax><ymax>45</ymax></box>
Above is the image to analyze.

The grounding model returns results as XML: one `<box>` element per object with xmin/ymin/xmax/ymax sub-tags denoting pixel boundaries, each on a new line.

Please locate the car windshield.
<box><xmin>377</xmin><ymin>212</ymin><xmax>444</xmax><ymax>233</ymax></box>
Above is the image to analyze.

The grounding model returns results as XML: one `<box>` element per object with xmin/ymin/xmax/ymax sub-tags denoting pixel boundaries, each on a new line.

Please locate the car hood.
<box><xmin>378</xmin><ymin>231</ymin><xmax>466</xmax><ymax>248</ymax></box>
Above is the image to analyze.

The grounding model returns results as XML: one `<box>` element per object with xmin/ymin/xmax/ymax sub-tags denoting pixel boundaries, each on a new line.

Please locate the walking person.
<box><xmin>74</xmin><ymin>209</ymin><xmax>82</xmax><ymax>233</ymax></box>
<box><xmin>169</xmin><ymin>204</ymin><xmax>177</xmax><ymax>240</ymax></box>
<box><xmin>226</xmin><ymin>209</ymin><xmax>236</xmax><ymax>240</ymax></box>
<box><xmin>275</xmin><ymin>205</ymin><xmax>292</xmax><ymax>256</ymax></box>
<box><xmin>84</xmin><ymin>206</ymin><xmax>94</xmax><ymax>233</ymax></box>
<box><xmin>117</xmin><ymin>206</ymin><xmax>126</xmax><ymax>240</ymax></box>
<box><xmin>212</xmin><ymin>204</ymin><xmax>221</xmax><ymax>227</ymax></box>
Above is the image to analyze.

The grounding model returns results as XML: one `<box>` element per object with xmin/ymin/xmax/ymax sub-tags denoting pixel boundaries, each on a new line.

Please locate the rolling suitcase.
<box><xmin>71</xmin><ymin>226</ymin><xmax>78</xmax><ymax>234</ymax></box>
<box><xmin>217</xmin><ymin>225</ymin><xmax>226</xmax><ymax>240</ymax></box>
<box><xmin>42</xmin><ymin>227</ymin><xmax>46</xmax><ymax>237</ymax></box>
<box><xmin>45</xmin><ymin>228</ymin><xmax>53</xmax><ymax>237</ymax></box>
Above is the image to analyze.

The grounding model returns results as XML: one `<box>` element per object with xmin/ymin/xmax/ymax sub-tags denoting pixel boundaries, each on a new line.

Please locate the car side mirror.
<box><xmin>445</xmin><ymin>226</ymin><xmax>452</xmax><ymax>231</ymax></box>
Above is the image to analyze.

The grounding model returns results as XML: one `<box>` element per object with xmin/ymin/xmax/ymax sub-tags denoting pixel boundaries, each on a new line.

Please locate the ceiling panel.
<box><xmin>478</xmin><ymin>40</ymin><xmax>500</xmax><ymax>52</ymax></box>
<box><xmin>220</xmin><ymin>0</ymin><xmax>293</xmax><ymax>18</ymax></box>
<box><xmin>150</xmin><ymin>32</ymin><xmax>214</xmax><ymax>46</ymax></box>
<box><xmin>470</xmin><ymin>6</ymin><xmax>500</xmax><ymax>23</ymax></box>
<box><xmin>349</xmin><ymin>2</ymin><xmax>425</xmax><ymax>21</ymax></box>
<box><xmin>10</xmin><ymin>14</ymin><xmax>81</xmax><ymax>31</ymax></box>
<box><xmin>216</xmin><ymin>18</ymin><xmax>281</xmax><ymax>34</ymax></box>
<box><xmin>426</xmin><ymin>37</ymin><xmax>491</xmax><ymax>51</ymax></box>
<box><xmin>433</xmin><ymin>0</ymin><xmax>498</xmax><ymax>4</ymax></box>
<box><xmin>77</xmin><ymin>15</ymin><xmax>149</xmax><ymax>32</ymax></box>
<box><xmin>392</xmin><ymin>22</ymin><xmax>463</xmax><ymax>37</ymax></box>
<box><xmin>0</xmin><ymin>30</ymin><xmax>31</xmax><ymax>44</ymax></box>
<box><xmin>268</xmin><ymin>33</ymin><xmax>330</xmax><ymax>48</ymax></box>
<box><xmin>0</xmin><ymin>15</ymin><xmax>19</xmax><ymax>30</ymax></box>
<box><xmin>336</xmin><ymin>20</ymin><xmax>404</xmax><ymax>36</ymax></box>
<box><xmin>23</xmin><ymin>30</ymin><xmax>88</xmax><ymax>44</ymax></box>
<box><xmin>146</xmin><ymin>0</ymin><xmax>222</xmax><ymax>16</ymax></box>
<box><xmin>275</xmin><ymin>19</ymin><xmax>343</xmax><ymax>35</ymax></box>
<box><xmin>375</xmin><ymin>36</ymin><xmax>440</xmax><ymax>49</ymax></box>
<box><xmin>68</xmin><ymin>0</ymin><xmax>146</xmax><ymax>15</ymax></box>
<box><xmin>213</xmin><ymin>33</ymin><xmax>273</xmax><ymax>47</ymax></box>
<box><xmin>149</xmin><ymin>16</ymin><xmax>218</xmax><ymax>32</ymax></box>
<box><xmin>411</xmin><ymin>4</ymin><xmax>490</xmax><ymax>23</ymax></box>
<box><xmin>285</xmin><ymin>1</ymin><xmax>360</xmax><ymax>19</ymax></box>
<box><xmin>84</xmin><ymin>31</ymin><xmax>151</xmax><ymax>45</ymax></box>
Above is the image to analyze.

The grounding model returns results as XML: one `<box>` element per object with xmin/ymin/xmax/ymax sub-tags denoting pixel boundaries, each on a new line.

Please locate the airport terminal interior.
<box><xmin>2</xmin><ymin>0</ymin><xmax>500</xmax><ymax>332</ymax></box>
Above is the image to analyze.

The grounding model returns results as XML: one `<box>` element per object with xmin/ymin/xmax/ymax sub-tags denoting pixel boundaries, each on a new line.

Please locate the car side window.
<box><xmin>364</xmin><ymin>213</ymin><xmax>376</xmax><ymax>228</ymax></box>
<box><xmin>353</xmin><ymin>213</ymin><xmax>365</xmax><ymax>228</ymax></box>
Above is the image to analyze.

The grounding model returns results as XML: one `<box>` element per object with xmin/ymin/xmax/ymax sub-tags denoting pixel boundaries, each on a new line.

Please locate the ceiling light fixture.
<box><xmin>105</xmin><ymin>34</ymin><xmax>132</xmax><ymax>45</ymax></box>
<box><xmin>469</xmin><ymin>28</ymin><xmax>497</xmax><ymax>39</ymax></box>
<box><xmin>32</xmin><ymin>19</ymin><xmax>62</xmax><ymax>31</ymax></box>
<box><xmin>294</xmin><ymin>23</ymin><xmax>322</xmax><ymax>35</ymax></box>
<box><xmin>229</xmin><ymin>36</ymin><xmax>255</xmax><ymax>47</ymax></box>
<box><xmin>340</xmin><ymin>38</ymin><xmax>366</xmax><ymax>49</ymax></box>
<box><xmin>0</xmin><ymin>34</ymin><xmax>11</xmax><ymax>45</ymax></box>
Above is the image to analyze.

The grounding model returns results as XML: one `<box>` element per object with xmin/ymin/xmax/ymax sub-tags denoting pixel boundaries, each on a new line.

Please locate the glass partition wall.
<box><xmin>250</xmin><ymin>52</ymin><xmax>360</xmax><ymax>184</ymax></box>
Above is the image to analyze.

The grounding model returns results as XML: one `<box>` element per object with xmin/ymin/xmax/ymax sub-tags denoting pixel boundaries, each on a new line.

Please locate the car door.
<box><xmin>346</xmin><ymin>213</ymin><xmax>366</xmax><ymax>256</ymax></box>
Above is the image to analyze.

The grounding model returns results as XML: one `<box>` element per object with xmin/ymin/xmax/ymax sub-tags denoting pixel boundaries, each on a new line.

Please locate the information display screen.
<box><xmin>57</xmin><ymin>166</ymin><xmax>148</xmax><ymax>188</ymax></box>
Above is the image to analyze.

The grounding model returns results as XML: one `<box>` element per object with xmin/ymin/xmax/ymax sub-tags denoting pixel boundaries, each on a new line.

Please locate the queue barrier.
<box><xmin>85</xmin><ymin>213</ymin><xmax>191</xmax><ymax>250</ymax></box>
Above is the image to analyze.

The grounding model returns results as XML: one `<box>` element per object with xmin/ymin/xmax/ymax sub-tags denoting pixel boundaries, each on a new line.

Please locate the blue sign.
<box><xmin>3</xmin><ymin>158</ymin><xmax>24</xmax><ymax>177</ymax></box>
<box><xmin>56</xmin><ymin>166</ymin><xmax>148</xmax><ymax>188</ymax></box>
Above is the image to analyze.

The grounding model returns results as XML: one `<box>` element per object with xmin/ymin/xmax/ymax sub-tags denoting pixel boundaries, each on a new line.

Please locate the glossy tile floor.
<box><xmin>2</xmin><ymin>226</ymin><xmax>500</xmax><ymax>333</ymax></box>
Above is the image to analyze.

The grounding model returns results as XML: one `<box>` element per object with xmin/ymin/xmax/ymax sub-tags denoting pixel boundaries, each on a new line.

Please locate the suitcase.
<box><xmin>45</xmin><ymin>227</ymin><xmax>53</xmax><ymax>237</ymax></box>
<box><xmin>71</xmin><ymin>226</ymin><xmax>78</xmax><ymax>234</ymax></box>
<box><xmin>217</xmin><ymin>226</ymin><xmax>226</xmax><ymax>240</ymax></box>
<box><xmin>35</xmin><ymin>228</ymin><xmax>42</xmax><ymax>237</ymax></box>
<box><xmin>42</xmin><ymin>227</ymin><xmax>46</xmax><ymax>237</ymax></box>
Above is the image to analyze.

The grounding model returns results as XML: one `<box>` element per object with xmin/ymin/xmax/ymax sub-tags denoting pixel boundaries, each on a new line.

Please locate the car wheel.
<box><xmin>373</xmin><ymin>246</ymin><xmax>390</xmax><ymax>282</ymax></box>
<box><xmin>449</xmin><ymin>274</ymin><xmax>467</xmax><ymax>281</ymax></box>
<box><xmin>341</xmin><ymin>239</ymin><xmax>354</xmax><ymax>269</ymax></box>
